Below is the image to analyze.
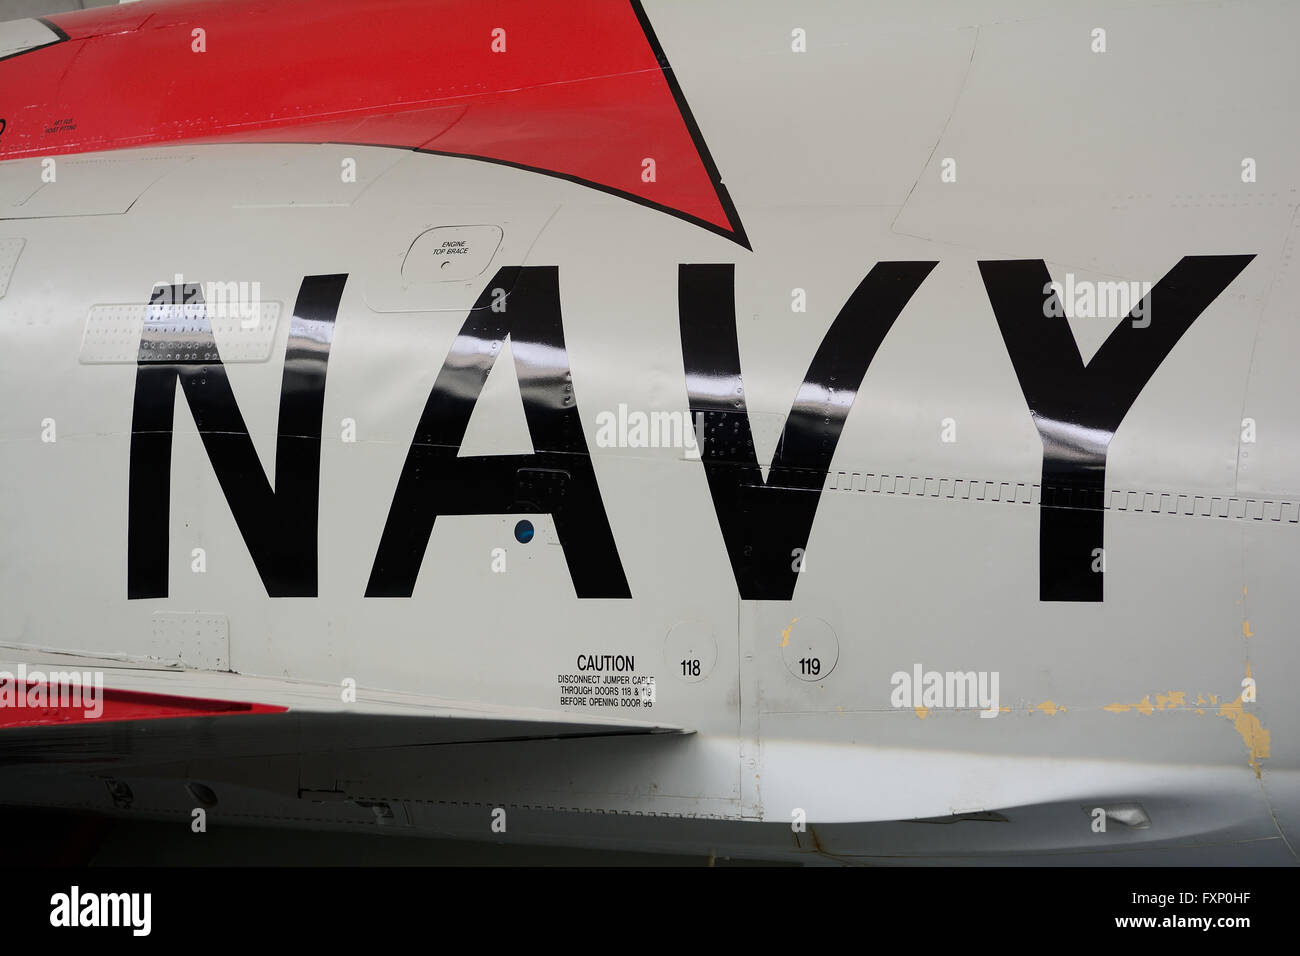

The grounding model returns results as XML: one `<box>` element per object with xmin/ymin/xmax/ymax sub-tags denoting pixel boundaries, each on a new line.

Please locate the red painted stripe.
<box><xmin>0</xmin><ymin>0</ymin><xmax>746</xmax><ymax>245</ymax></box>
<box><xmin>0</xmin><ymin>679</ymin><xmax>286</xmax><ymax>728</ymax></box>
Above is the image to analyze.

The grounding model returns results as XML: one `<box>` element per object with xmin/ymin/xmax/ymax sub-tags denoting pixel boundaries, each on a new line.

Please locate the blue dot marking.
<box><xmin>514</xmin><ymin>520</ymin><xmax>534</xmax><ymax>544</ymax></box>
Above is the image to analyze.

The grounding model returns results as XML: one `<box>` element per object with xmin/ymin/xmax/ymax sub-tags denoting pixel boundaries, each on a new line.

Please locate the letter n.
<box><xmin>127</xmin><ymin>275</ymin><xmax>347</xmax><ymax>598</ymax></box>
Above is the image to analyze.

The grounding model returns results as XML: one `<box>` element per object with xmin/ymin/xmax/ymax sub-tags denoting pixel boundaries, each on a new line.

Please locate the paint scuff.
<box><xmin>1102</xmin><ymin>674</ymin><xmax>1270</xmax><ymax>776</ymax></box>
<box><xmin>1217</xmin><ymin>695</ymin><xmax>1270</xmax><ymax>778</ymax></box>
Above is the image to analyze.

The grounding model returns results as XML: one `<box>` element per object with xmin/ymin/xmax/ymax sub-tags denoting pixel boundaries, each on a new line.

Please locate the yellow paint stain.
<box><xmin>1218</xmin><ymin>695</ymin><xmax>1271</xmax><ymax>778</ymax></box>
<box><xmin>780</xmin><ymin>618</ymin><xmax>798</xmax><ymax>648</ymax></box>
<box><xmin>1155</xmin><ymin>691</ymin><xmax>1186</xmax><ymax>711</ymax></box>
<box><xmin>1107</xmin><ymin>691</ymin><xmax>1186</xmax><ymax>715</ymax></box>
<box><xmin>1000</xmin><ymin>705</ymin><xmax>1011</xmax><ymax>713</ymax></box>
<box><xmin>1243</xmin><ymin>620</ymin><xmax>1253</xmax><ymax>638</ymax></box>
<box><xmin>914</xmin><ymin>705</ymin><xmax>931</xmax><ymax>720</ymax></box>
<box><xmin>1100</xmin><ymin>676</ymin><xmax>1272</xmax><ymax>778</ymax></box>
<box><xmin>1035</xmin><ymin>700</ymin><xmax>1065</xmax><ymax>716</ymax></box>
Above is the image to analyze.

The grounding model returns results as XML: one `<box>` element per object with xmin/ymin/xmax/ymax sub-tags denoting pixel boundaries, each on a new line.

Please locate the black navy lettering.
<box><xmin>978</xmin><ymin>256</ymin><xmax>1254</xmax><ymax>601</ymax></box>
<box><xmin>679</xmin><ymin>261</ymin><xmax>936</xmax><ymax>600</ymax></box>
<box><xmin>127</xmin><ymin>274</ymin><xmax>346</xmax><ymax>599</ymax></box>
<box><xmin>121</xmin><ymin>255</ymin><xmax>1255</xmax><ymax>605</ymax></box>
<box><xmin>365</xmin><ymin>266</ymin><xmax>630</xmax><ymax>599</ymax></box>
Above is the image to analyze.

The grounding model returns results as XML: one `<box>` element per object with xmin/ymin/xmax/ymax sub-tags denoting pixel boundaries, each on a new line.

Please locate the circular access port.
<box><xmin>780</xmin><ymin>617</ymin><xmax>839</xmax><ymax>682</ymax></box>
<box><xmin>664</xmin><ymin>621</ymin><xmax>717</xmax><ymax>683</ymax></box>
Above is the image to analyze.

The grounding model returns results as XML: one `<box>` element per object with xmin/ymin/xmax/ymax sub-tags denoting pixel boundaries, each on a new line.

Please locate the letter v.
<box><xmin>679</xmin><ymin>262</ymin><xmax>936</xmax><ymax>600</ymax></box>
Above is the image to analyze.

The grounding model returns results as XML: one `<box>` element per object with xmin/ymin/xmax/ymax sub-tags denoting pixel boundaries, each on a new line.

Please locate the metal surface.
<box><xmin>0</xmin><ymin>0</ymin><xmax>1295</xmax><ymax>864</ymax></box>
